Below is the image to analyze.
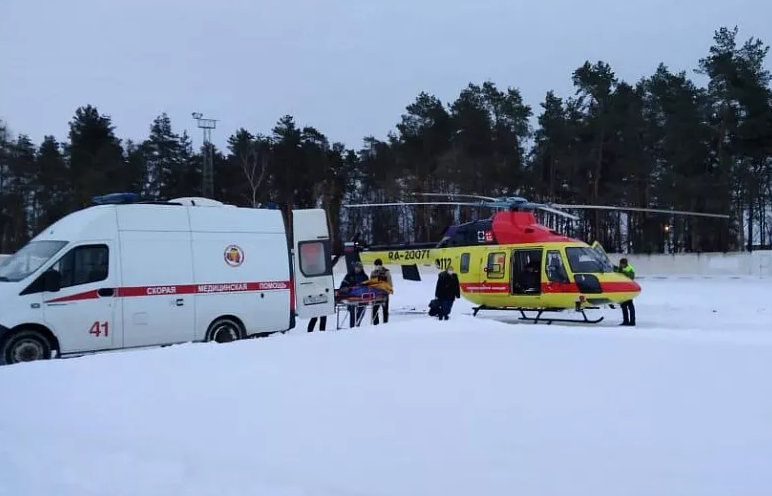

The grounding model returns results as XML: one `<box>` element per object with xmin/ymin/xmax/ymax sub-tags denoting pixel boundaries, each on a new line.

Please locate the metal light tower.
<box><xmin>192</xmin><ymin>112</ymin><xmax>218</xmax><ymax>198</ymax></box>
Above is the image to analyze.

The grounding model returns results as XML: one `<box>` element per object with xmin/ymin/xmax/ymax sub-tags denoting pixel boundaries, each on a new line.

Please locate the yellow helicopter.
<box><xmin>342</xmin><ymin>194</ymin><xmax>729</xmax><ymax>324</ymax></box>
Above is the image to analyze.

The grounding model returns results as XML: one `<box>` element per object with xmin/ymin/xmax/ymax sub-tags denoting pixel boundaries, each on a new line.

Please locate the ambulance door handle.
<box><xmin>175</xmin><ymin>298</ymin><xmax>184</xmax><ymax>306</ymax></box>
<box><xmin>97</xmin><ymin>288</ymin><xmax>114</xmax><ymax>297</ymax></box>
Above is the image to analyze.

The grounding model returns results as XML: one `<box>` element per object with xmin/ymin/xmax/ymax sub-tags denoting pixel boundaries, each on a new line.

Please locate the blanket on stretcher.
<box><xmin>336</xmin><ymin>281</ymin><xmax>390</xmax><ymax>302</ymax></box>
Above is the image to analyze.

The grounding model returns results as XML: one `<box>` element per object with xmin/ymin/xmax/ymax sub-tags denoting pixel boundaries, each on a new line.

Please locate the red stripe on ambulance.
<box><xmin>46</xmin><ymin>290</ymin><xmax>101</xmax><ymax>302</ymax></box>
<box><xmin>45</xmin><ymin>280</ymin><xmax>290</xmax><ymax>303</ymax></box>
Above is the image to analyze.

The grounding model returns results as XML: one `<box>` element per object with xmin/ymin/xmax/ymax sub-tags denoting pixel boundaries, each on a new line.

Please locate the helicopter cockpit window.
<box><xmin>545</xmin><ymin>250</ymin><xmax>570</xmax><ymax>283</ymax></box>
<box><xmin>565</xmin><ymin>246</ymin><xmax>614</xmax><ymax>273</ymax></box>
<box><xmin>486</xmin><ymin>252</ymin><xmax>506</xmax><ymax>279</ymax></box>
<box><xmin>460</xmin><ymin>253</ymin><xmax>470</xmax><ymax>273</ymax></box>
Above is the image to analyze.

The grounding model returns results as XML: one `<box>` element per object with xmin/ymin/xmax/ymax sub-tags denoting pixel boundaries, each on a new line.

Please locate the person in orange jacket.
<box><xmin>370</xmin><ymin>258</ymin><xmax>393</xmax><ymax>324</ymax></box>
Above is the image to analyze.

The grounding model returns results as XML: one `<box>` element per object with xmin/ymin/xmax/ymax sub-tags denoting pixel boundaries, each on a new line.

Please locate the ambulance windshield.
<box><xmin>0</xmin><ymin>240</ymin><xmax>67</xmax><ymax>282</ymax></box>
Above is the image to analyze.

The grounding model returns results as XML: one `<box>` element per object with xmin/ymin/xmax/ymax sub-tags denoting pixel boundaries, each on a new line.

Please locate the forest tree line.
<box><xmin>1</xmin><ymin>26</ymin><xmax>771</xmax><ymax>254</ymax></box>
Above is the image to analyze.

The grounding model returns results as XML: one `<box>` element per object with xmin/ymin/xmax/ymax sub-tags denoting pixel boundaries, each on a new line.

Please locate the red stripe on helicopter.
<box><xmin>541</xmin><ymin>281</ymin><xmax>641</xmax><ymax>294</ymax></box>
<box><xmin>44</xmin><ymin>280</ymin><xmax>291</xmax><ymax>303</ymax></box>
<box><xmin>601</xmin><ymin>281</ymin><xmax>641</xmax><ymax>292</ymax></box>
<box><xmin>541</xmin><ymin>281</ymin><xmax>640</xmax><ymax>293</ymax></box>
<box><xmin>460</xmin><ymin>283</ymin><xmax>510</xmax><ymax>293</ymax></box>
<box><xmin>541</xmin><ymin>283</ymin><xmax>577</xmax><ymax>293</ymax></box>
<box><xmin>461</xmin><ymin>281</ymin><xmax>640</xmax><ymax>294</ymax></box>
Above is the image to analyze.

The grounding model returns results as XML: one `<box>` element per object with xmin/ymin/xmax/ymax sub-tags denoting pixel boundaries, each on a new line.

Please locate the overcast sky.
<box><xmin>1</xmin><ymin>0</ymin><xmax>770</xmax><ymax>150</ymax></box>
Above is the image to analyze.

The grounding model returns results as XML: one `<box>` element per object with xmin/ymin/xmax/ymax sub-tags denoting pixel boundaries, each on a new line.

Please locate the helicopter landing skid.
<box><xmin>471</xmin><ymin>305</ymin><xmax>604</xmax><ymax>325</ymax></box>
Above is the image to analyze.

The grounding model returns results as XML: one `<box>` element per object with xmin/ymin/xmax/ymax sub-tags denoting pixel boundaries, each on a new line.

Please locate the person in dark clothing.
<box><xmin>434</xmin><ymin>266</ymin><xmax>461</xmax><ymax>320</ymax></box>
<box><xmin>340</xmin><ymin>262</ymin><xmax>369</xmax><ymax>327</ymax></box>
<box><xmin>614</xmin><ymin>258</ymin><xmax>636</xmax><ymax>326</ymax></box>
<box><xmin>516</xmin><ymin>261</ymin><xmax>540</xmax><ymax>293</ymax></box>
<box><xmin>307</xmin><ymin>316</ymin><xmax>326</xmax><ymax>332</ymax></box>
<box><xmin>307</xmin><ymin>254</ymin><xmax>342</xmax><ymax>332</ymax></box>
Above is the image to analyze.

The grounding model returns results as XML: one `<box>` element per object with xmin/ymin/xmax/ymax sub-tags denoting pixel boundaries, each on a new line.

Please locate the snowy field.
<box><xmin>1</xmin><ymin>271</ymin><xmax>771</xmax><ymax>496</ymax></box>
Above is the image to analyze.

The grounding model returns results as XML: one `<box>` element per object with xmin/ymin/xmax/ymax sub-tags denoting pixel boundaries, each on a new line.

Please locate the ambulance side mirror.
<box><xmin>43</xmin><ymin>269</ymin><xmax>61</xmax><ymax>293</ymax></box>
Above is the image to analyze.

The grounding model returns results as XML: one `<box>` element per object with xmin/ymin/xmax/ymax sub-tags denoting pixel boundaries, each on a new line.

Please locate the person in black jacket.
<box><xmin>307</xmin><ymin>254</ymin><xmax>342</xmax><ymax>332</ymax></box>
<box><xmin>613</xmin><ymin>258</ymin><xmax>636</xmax><ymax>326</ymax></box>
<box><xmin>307</xmin><ymin>316</ymin><xmax>327</xmax><ymax>332</ymax></box>
<box><xmin>434</xmin><ymin>266</ymin><xmax>461</xmax><ymax>320</ymax></box>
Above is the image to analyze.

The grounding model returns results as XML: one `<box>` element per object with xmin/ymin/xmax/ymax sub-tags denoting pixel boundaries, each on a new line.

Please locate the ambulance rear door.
<box><xmin>292</xmin><ymin>209</ymin><xmax>335</xmax><ymax>318</ymax></box>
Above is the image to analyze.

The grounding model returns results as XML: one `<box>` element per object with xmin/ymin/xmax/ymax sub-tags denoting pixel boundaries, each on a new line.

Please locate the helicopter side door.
<box><xmin>511</xmin><ymin>248</ymin><xmax>544</xmax><ymax>295</ymax></box>
<box><xmin>544</xmin><ymin>248</ymin><xmax>573</xmax><ymax>292</ymax></box>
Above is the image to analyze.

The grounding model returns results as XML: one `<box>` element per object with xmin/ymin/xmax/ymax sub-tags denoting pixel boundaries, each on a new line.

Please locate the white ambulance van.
<box><xmin>0</xmin><ymin>195</ymin><xmax>335</xmax><ymax>365</ymax></box>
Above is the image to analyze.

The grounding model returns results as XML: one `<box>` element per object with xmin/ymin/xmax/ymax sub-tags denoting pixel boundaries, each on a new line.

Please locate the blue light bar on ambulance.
<box><xmin>92</xmin><ymin>192</ymin><xmax>139</xmax><ymax>205</ymax></box>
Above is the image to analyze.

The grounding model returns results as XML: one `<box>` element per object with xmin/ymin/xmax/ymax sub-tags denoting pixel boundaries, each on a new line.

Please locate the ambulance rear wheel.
<box><xmin>206</xmin><ymin>318</ymin><xmax>243</xmax><ymax>344</ymax></box>
<box><xmin>1</xmin><ymin>329</ymin><xmax>52</xmax><ymax>365</ymax></box>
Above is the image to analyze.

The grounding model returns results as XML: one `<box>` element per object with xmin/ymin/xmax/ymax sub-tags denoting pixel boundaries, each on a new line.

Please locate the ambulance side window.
<box><xmin>460</xmin><ymin>253</ymin><xmax>470</xmax><ymax>273</ymax></box>
<box><xmin>52</xmin><ymin>244</ymin><xmax>109</xmax><ymax>289</ymax></box>
<box><xmin>298</xmin><ymin>241</ymin><xmax>330</xmax><ymax>277</ymax></box>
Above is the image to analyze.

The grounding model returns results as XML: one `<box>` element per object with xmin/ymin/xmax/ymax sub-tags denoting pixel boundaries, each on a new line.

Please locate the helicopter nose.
<box><xmin>606</xmin><ymin>274</ymin><xmax>641</xmax><ymax>294</ymax></box>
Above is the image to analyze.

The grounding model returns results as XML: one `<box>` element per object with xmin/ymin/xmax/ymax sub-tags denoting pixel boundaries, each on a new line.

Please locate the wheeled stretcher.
<box><xmin>334</xmin><ymin>287</ymin><xmax>389</xmax><ymax>329</ymax></box>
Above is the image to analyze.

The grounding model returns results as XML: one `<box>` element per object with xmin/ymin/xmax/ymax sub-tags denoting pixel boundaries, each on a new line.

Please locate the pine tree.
<box><xmin>2</xmin><ymin>25</ymin><xmax>771</xmax><ymax>252</ymax></box>
<box><xmin>35</xmin><ymin>136</ymin><xmax>70</xmax><ymax>231</ymax></box>
<box><xmin>65</xmin><ymin>105</ymin><xmax>126</xmax><ymax>209</ymax></box>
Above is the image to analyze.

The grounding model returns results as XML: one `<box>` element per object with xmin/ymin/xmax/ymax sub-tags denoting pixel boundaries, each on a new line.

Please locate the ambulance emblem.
<box><xmin>224</xmin><ymin>245</ymin><xmax>244</xmax><ymax>267</ymax></box>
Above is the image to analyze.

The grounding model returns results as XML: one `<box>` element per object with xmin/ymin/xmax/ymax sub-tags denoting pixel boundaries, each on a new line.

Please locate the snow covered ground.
<box><xmin>1</xmin><ymin>272</ymin><xmax>771</xmax><ymax>496</ymax></box>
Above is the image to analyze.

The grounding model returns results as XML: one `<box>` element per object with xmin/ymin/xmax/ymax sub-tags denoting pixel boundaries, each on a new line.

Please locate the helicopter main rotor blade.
<box><xmin>342</xmin><ymin>201</ymin><xmax>488</xmax><ymax>208</ymax></box>
<box><xmin>344</xmin><ymin>200</ymin><xmax>580</xmax><ymax>221</ymax></box>
<box><xmin>410</xmin><ymin>192</ymin><xmax>500</xmax><ymax>202</ymax></box>
<box><xmin>549</xmin><ymin>204</ymin><xmax>730</xmax><ymax>219</ymax></box>
<box><xmin>535</xmin><ymin>204</ymin><xmax>581</xmax><ymax>221</ymax></box>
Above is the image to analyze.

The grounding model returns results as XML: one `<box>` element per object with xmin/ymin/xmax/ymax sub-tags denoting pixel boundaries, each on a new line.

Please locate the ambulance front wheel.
<box><xmin>1</xmin><ymin>329</ymin><xmax>53</xmax><ymax>365</ymax></box>
<box><xmin>206</xmin><ymin>317</ymin><xmax>244</xmax><ymax>344</ymax></box>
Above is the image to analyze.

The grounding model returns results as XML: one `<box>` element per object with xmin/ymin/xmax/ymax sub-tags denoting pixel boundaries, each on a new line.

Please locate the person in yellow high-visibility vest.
<box><xmin>614</xmin><ymin>258</ymin><xmax>636</xmax><ymax>326</ymax></box>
